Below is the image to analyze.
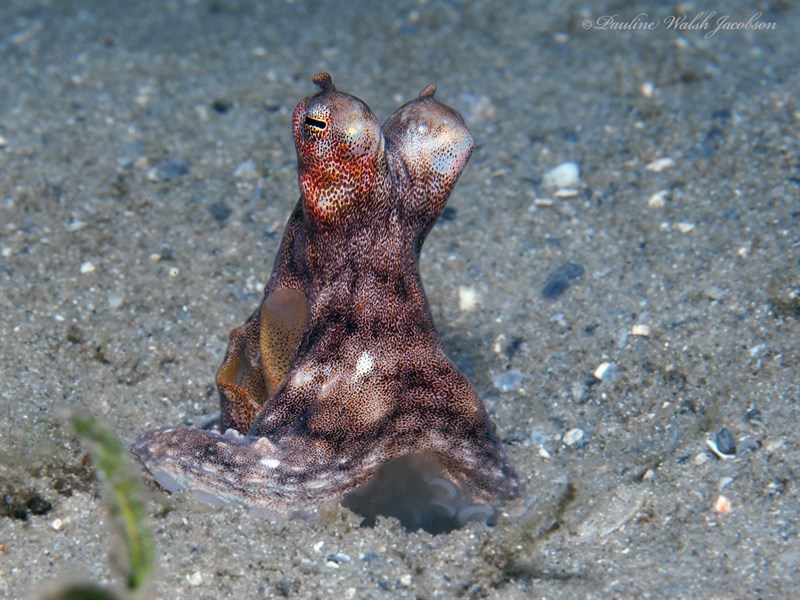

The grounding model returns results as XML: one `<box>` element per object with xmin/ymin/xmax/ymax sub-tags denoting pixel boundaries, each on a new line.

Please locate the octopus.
<box><xmin>132</xmin><ymin>74</ymin><xmax>520</xmax><ymax>530</ymax></box>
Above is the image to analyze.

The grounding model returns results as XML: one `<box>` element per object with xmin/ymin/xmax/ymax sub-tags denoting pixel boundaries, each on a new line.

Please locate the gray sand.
<box><xmin>1</xmin><ymin>1</ymin><xmax>798</xmax><ymax>598</ymax></box>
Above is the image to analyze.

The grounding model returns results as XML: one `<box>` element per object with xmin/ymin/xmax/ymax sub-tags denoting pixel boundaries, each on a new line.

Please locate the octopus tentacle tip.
<box><xmin>312</xmin><ymin>72</ymin><xmax>336</xmax><ymax>92</ymax></box>
<box><xmin>419</xmin><ymin>84</ymin><xmax>437</xmax><ymax>99</ymax></box>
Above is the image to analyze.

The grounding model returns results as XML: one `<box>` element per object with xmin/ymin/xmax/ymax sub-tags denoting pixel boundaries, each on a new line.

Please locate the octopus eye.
<box><xmin>304</xmin><ymin>116</ymin><xmax>327</xmax><ymax>131</ymax></box>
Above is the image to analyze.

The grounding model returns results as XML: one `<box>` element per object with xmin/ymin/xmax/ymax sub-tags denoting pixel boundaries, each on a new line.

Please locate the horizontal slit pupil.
<box><xmin>305</xmin><ymin>116</ymin><xmax>326</xmax><ymax>130</ymax></box>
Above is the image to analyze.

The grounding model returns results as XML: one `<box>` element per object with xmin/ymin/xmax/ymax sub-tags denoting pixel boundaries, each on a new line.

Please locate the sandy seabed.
<box><xmin>1</xmin><ymin>1</ymin><xmax>798</xmax><ymax>598</ymax></box>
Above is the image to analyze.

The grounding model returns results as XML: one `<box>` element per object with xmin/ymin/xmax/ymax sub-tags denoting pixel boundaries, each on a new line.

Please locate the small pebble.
<box><xmin>641</xmin><ymin>81</ymin><xmax>655</xmax><ymax>98</ymax></box>
<box><xmin>645</xmin><ymin>157</ymin><xmax>675</xmax><ymax>172</ymax></box>
<box><xmin>135</xmin><ymin>84</ymin><xmax>154</xmax><ymax>106</ymax></box>
<box><xmin>642</xmin><ymin>469</ymin><xmax>655</xmax><ymax>481</ymax></box>
<box><xmin>694</xmin><ymin>452</ymin><xmax>709</xmax><ymax>466</ymax></box>
<box><xmin>531</xmin><ymin>430</ymin><xmax>550</xmax><ymax>446</ymax></box>
<box><xmin>326</xmin><ymin>552</ymin><xmax>351</xmax><ymax>564</ymax></box>
<box><xmin>706</xmin><ymin>436</ymin><xmax>735</xmax><ymax>460</ymax></box>
<box><xmin>208</xmin><ymin>201</ymin><xmax>233</xmax><ymax>223</ymax></box>
<box><xmin>631</xmin><ymin>324</ymin><xmax>651</xmax><ymax>337</ymax></box>
<box><xmin>562</xmin><ymin>428</ymin><xmax>585</xmax><ymax>447</ymax></box>
<box><xmin>676</xmin><ymin>222</ymin><xmax>696</xmax><ymax>233</ymax></box>
<box><xmin>187</xmin><ymin>571</ymin><xmax>203</xmax><ymax>586</ymax></box>
<box><xmin>66</xmin><ymin>219</ymin><xmax>87</xmax><ymax>232</ymax></box>
<box><xmin>148</xmin><ymin>159</ymin><xmax>189</xmax><ymax>181</ymax></box>
<box><xmin>399</xmin><ymin>574</ymin><xmax>413</xmax><ymax>588</ymax></box>
<box><xmin>593</xmin><ymin>361</ymin><xmax>617</xmax><ymax>382</ymax></box>
<box><xmin>553</xmin><ymin>187</ymin><xmax>579</xmax><ymax>199</ymax></box>
<box><xmin>541</xmin><ymin>263</ymin><xmax>584</xmax><ymax>299</ymax></box>
<box><xmin>713</xmin><ymin>494</ymin><xmax>731</xmax><ymax>514</ymax></box>
<box><xmin>736</xmin><ymin>437</ymin><xmax>760</xmax><ymax>454</ymax></box>
<box><xmin>0</xmin><ymin>135</ymin><xmax>8</xmax><ymax>148</ymax></box>
<box><xmin>719</xmin><ymin>476</ymin><xmax>734</xmax><ymax>490</ymax></box>
<box><xmin>441</xmin><ymin>206</ymin><xmax>457</xmax><ymax>221</ymax></box>
<box><xmin>570</xmin><ymin>381</ymin><xmax>585</xmax><ymax>401</ymax></box>
<box><xmin>543</xmin><ymin>162</ymin><xmax>580</xmax><ymax>189</ymax></box>
<box><xmin>456</xmin><ymin>93</ymin><xmax>496</xmax><ymax>124</ymax></box>
<box><xmin>211</xmin><ymin>99</ymin><xmax>232</xmax><ymax>114</ymax></box>
<box><xmin>553</xmin><ymin>32</ymin><xmax>569</xmax><ymax>44</ymax></box>
<box><xmin>647</xmin><ymin>190</ymin><xmax>669</xmax><ymax>208</ymax></box>
<box><xmin>745</xmin><ymin>406</ymin><xmax>762</xmax><ymax>423</ymax></box>
<box><xmin>764</xmin><ymin>438</ymin><xmax>785</xmax><ymax>454</ymax></box>
<box><xmin>458</xmin><ymin>286</ymin><xmax>479</xmax><ymax>312</ymax></box>
<box><xmin>715</xmin><ymin>428</ymin><xmax>737</xmax><ymax>456</ymax></box>
<box><xmin>80</xmin><ymin>261</ymin><xmax>95</xmax><ymax>274</ymax></box>
<box><xmin>234</xmin><ymin>159</ymin><xmax>259</xmax><ymax>180</ymax></box>
<box><xmin>492</xmin><ymin>370</ymin><xmax>523</xmax><ymax>392</ymax></box>
<box><xmin>50</xmin><ymin>518</ymin><xmax>63</xmax><ymax>530</ymax></box>
<box><xmin>194</xmin><ymin>104</ymin><xmax>209</xmax><ymax>121</ymax></box>
<box><xmin>107</xmin><ymin>294</ymin><xmax>124</xmax><ymax>309</ymax></box>
<box><xmin>121</xmin><ymin>141</ymin><xmax>145</xmax><ymax>165</ymax></box>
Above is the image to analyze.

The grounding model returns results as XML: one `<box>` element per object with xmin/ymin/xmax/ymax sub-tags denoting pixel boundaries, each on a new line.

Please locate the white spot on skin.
<box><xmin>260</xmin><ymin>457</ymin><xmax>281</xmax><ymax>469</ymax></box>
<box><xmin>291</xmin><ymin>366</ymin><xmax>316</xmax><ymax>388</ymax></box>
<box><xmin>353</xmin><ymin>351</ymin><xmax>374</xmax><ymax>381</ymax></box>
<box><xmin>320</xmin><ymin>371</ymin><xmax>344</xmax><ymax>397</ymax></box>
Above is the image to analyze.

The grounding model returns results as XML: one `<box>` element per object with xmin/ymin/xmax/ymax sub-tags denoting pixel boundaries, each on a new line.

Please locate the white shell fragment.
<box><xmin>647</xmin><ymin>190</ymin><xmax>669</xmax><ymax>208</ymax></box>
<box><xmin>543</xmin><ymin>161</ymin><xmax>580</xmax><ymax>189</ymax></box>
<box><xmin>706</xmin><ymin>437</ymin><xmax>736</xmax><ymax>460</ymax></box>
<box><xmin>458</xmin><ymin>286</ymin><xmax>479</xmax><ymax>312</ymax></box>
<box><xmin>553</xmin><ymin>188</ymin><xmax>580</xmax><ymax>199</ymax></box>
<box><xmin>645</xmin><ymin>157</ymin><xmax>676</xmax><ymax>172</ymax></box>
<box><xmin>631</xmin><ymin>324</ymin><xmax>651</xmax><ymax>337</ymax></box>
<box><xmin>593</xmin><ymin>361</ymin><xmax>617</xmax><ymax>381</ymax></box>
<box><xmin>562</xmin><ymin>428</ymin><xmax>585</xmax><ymax>447</ymax></box>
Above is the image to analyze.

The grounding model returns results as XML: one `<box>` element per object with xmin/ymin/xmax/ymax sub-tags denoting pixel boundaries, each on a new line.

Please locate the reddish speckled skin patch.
<box><xmin>132</xmin><ymin>74</ymin><xmax>520</xmax><ymax>516</ymax></box>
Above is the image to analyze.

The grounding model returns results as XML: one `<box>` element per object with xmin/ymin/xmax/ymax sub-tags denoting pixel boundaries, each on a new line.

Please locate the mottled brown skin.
<box><xmin>132</xmin><ymin>74</ymin><xmax>520</xmax><ymax>515</ymax></box>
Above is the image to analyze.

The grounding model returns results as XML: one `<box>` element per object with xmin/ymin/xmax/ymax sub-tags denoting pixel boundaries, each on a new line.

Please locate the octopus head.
<box><xmin>383</xmin><ymin>84</ymin><xmax>474</xmax><ymax>228</ymax></box>
<box><xmin>292</xmin><ymin>73</ymin><xmax>384</xmax><ymax>226</ymax></box>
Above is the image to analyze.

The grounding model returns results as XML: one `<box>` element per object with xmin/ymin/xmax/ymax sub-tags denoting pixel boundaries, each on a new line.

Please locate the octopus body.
<box><xmin>132</xmin><ymin>74</ymin><xmax>520</xmax><ymax>526</ymax></box>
